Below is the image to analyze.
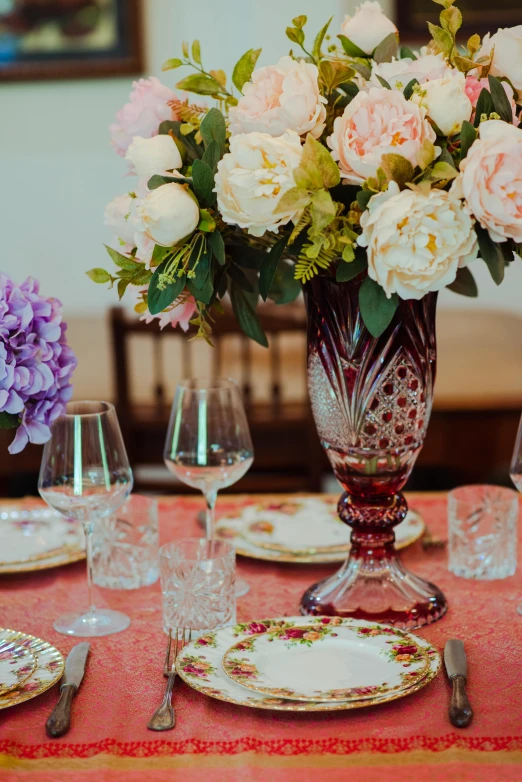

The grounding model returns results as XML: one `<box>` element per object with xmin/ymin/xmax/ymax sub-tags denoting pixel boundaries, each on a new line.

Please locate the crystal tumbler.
<box><xmin>92</xmin><ymin>495</ymin><xmax>159</xmax><ymax>589</ymax></box>
<box><xmin>160</xmin><ymin>539</ymin><xmax>236</xmax><ymax>634</ymax></box>
<box><xmin>448</xmin><ymin>485</ymin><xmax>518</xmax><ymax>580</ymax></box>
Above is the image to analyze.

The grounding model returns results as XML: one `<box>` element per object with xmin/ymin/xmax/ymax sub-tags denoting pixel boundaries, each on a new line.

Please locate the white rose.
<box><xmin>411</xmin><ymin>72</ymin><xmax>472</xmax><ymax>136</ymax></box>
<box><xmin>214</xmin><ymin>131</ymin><xmax>303</xmax><ymax>237</ymax></box>
<box><xmin>341</xmin><ymin>1</ymin><xmax>397</xmax><ymax>55</ymax></box>
<box><xmin>132</xmin><ymin>183</ymin><xmax>199</xmax><ymax>247</ymax></box>
<box><xmin>370</xmin><ymin>53</ymin><xmax>454</xmax><ymax>90</ymax></box>
<box><xmin>477</xmin><ymin>26</ymin><xmax>522</xmax><ymax>93</ymax></box>
<box><xmin>104</xmin><ymin>193</ymin><xmax>135</xmax><ymax>249</ymax></box>
<box><xmin>125</xmin><ymin>135</ymin><xmax>182</xmax><ymax>178</ymax></box>
<box><xmin>358</xmin><ymin>182</ymin><xmax>478</xmax><ymax>299</ymax></box>
<box><xmin>228</xmin><ymin>56</ymin><xmax>327</xmax><ymax>139</ymax></box>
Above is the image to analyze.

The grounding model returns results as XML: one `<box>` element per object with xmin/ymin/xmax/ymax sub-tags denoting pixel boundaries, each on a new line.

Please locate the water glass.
<box><xmin>448</xmin><ymin>485</ymin><xmax>518</xmax><ymax>580</ymax></box>
<box><xmin>160</xmin><ymin>539</ymin><xmax>236</xmax><ymax>634</ymax></box>
<box><xmin>92</xmin><ymin>495</ymin><xmax>159</xmax><ymax>590</ymax></box>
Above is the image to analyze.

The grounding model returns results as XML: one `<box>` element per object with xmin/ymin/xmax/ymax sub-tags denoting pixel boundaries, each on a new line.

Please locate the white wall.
<box><xmin>1</xmin><ymin>0</ymin><xmax>521</xmax><ymax>319</ymax></box>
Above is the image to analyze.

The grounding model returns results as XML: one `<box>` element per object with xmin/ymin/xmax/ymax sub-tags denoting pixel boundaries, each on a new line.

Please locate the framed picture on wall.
<box><xmin>0</xmin><ymin>0</ymin><xmax>143</xmax><ymax>81</ymax></box>
<box><xmin>397</xmin><ymin>0</ymin><xmax>522</xmax><ymax>42</ymax></box>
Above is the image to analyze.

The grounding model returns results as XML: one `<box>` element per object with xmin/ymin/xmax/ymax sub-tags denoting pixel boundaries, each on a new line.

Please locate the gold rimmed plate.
<box><xmin>0</xmin><ymin>639</ymin><xmax>37</xmax><ymax>696</ymax></box>
<box><xmin>0</xmin><ymin>628</ymin><xmax>64</xmax><ymax>710</ymax></box>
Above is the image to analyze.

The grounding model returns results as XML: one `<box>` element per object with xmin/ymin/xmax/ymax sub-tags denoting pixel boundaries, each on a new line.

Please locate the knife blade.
<box><xmin>46</xmin><ymin>643</ymin><xmax>90</xmax><ymax>738</ymax></box>
<box><xmin>444</xmin><ymin>639</ymin><xmax>473</xmax><ymax>728</ymax></box>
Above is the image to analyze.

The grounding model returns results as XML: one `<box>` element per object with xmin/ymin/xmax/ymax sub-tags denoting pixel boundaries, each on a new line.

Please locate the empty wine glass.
<box><xmin>164</xmin><ymin>378</ymin><xmax>254</xmax><ymax>597</ymax></box>
<box><xmin>38</xmin><ymin>401</ymin><xmax>133</xmax><ymax>636</ymax></box>
<box><xmin>509</xmin><ymin>413</ymin><xmax>522</xmax><ymax>616</ymax></box>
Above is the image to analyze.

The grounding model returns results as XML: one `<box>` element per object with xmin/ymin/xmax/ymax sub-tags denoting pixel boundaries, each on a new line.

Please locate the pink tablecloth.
<box><xmin>0</xmin><ymin>493</ymin><xmax>521</xmax><ymax>782</ymax></box>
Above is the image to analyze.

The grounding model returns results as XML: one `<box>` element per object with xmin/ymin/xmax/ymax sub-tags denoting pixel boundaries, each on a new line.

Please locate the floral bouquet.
<box><xmin>0</xmin><ymin>276</ymin><xmax>77</xmax><ymax>453</ymax></box>
<box><xmin>91</xmin><ymin>0</ymin><xmax>522</xmax><ymax>345</ymax></box>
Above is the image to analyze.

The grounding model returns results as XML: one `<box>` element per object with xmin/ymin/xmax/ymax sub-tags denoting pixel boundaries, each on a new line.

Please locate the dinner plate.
<box><xmin>222</xmin><ymin>623</ymin><xmax>430</xmax><ymax>702</ymax></box>
<box><xmin>0</xmin><ymin>506</ymin><xmax>85</xmax><ymax>574</ymax></box>
<box><xmin>216</xmin><ymin>497</ymin><xmax>424</xmax><ymax>564</ymax></box>
<box><xmin>0</xmin><ymin>628</ymin><xmax>65</xmax><ymax>710</ymax></box>
<box><xmin>176</xmin><ymin>616</ymin><xmax>440</xmax><ymax>712</ymax></box>
<box><xmin>0</xmin><ymin>639</ymin><xmax>37</xmax><ymax>696</ymax></box>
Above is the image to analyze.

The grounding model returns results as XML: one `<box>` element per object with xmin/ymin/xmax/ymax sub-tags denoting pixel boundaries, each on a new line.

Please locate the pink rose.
<box><xmin>327</xmin><ymin>88</ymin><xmax>438</xmax><ymax>184</ymax></box>
<box><xmin>229</xmin><ymin>56</ymin><xmax>327</xmax><ymax>139</ymax></box>
<box><xmin>283</xmin><ymin>628</ymin><xmax>306</xmax><ymax>639</ymax></box>
<box><xmin>248</xmin><ymin>622</ymin><xmax>268</xmax><ymax>635</ymax></box>
<box><xmin>465</xmin><ymin>76</ymin><xmax>519</xmax><ymax>126</ymax></box>
<box><xmin>110</xmin><ymin>77</ymin><xmax>178</xmax><ymax>158</ymax></box>
<box><xmin>454</xmin><ymin>120</ymin><xmax>522</xmax><ymax>243</ymax></box>
<box><xmin>141</xmin><ymin>295</ymin><xmax>198</xmax><ymax>332</ymax></box>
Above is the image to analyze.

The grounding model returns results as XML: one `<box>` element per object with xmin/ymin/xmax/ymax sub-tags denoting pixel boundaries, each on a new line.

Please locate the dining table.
<box><xmin>0</xmin><ymin>491</ymin><xmax>521</xmax><ymax>782</ymax></box>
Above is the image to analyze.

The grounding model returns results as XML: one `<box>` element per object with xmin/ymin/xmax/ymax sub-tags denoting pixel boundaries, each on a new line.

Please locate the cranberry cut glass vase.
<box><xmin>301</xmin><ymin>275</ymin><xmax>448</xmax><ymax>629</ymax></box>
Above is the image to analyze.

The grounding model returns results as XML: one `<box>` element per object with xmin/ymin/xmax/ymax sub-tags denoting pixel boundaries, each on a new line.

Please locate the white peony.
<box><xmin>411</xmin><ymin>72</ymin><xmax>472</xmax><ymax>136</ymax></box>
<box><xmin>125</xmin><ymin>135</ymin><xmax>182</xmax><ymax>178</ymax></box>
<box><xmin>104</xmin><ymin>193</ymin><xmax>135</xmax><ymax>250</ymax></box>
<box><xmin>214</xmin><ymin>131</ymin><xmax>303</xmax><ymax>237</ymax></box>
<box><xmin>132</xmin><ymin>183</ymin><xmax>199</xmax><ymax>248</ymax></box>
<box><xmin>341</xmin><ymin>1</ymin><xmax>397</xmax><ymax>56</ymax></box>
<box><xmin>358</xmin><ymin>182</ymin><xmax>478</xmax><ymax>299</ymax></box>
<box><xmin>477</xmin><ymin>26</ymin><xmax>522</xmax><ymax>93</ymax></box>
<box><xmin>228</xmin><ymin>56</ymin><xmax>327</xmax><ymax>139</ymax></box>
<box><xmin>370</xmin><ymin>53</ymin><xmax>455</xmax><ymax>90</ymax></box>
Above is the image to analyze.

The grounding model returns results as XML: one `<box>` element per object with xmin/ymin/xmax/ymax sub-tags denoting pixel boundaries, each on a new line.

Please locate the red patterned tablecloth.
<box><xmin>0</xmin><ymin>493</ymin><xmax>521</xmax><ymax>782</ymax></box>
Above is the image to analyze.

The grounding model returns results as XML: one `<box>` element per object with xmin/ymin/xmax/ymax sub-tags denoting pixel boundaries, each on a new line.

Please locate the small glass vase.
<box><xmin>301</xmin><ymin>275</ymin><xmax>447</xmax><ymax>629</ymax></box>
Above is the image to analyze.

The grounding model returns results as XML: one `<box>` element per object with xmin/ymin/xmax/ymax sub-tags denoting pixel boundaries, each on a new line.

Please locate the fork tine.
<box><xmin>163</xmin><ymin>629</ymin><xmax>172</xmax><ymax>676</ymax></box>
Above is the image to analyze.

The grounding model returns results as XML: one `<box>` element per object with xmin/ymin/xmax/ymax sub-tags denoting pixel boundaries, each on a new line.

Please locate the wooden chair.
<box><xmin>110</xmin><ymin>303</ymin><xmax>323</xmax><ymax>493</ymax></box>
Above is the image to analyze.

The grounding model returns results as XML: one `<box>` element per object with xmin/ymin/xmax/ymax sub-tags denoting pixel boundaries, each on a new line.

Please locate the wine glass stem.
<box><xmin>204</xmin><ymin>489</ymin><xmax>217</xmax><ymax>541</ymax></box>
<box><xmin>83</xmin><ymin>521</ymin><xmax>97</xmax><ymax>616</ymax></box>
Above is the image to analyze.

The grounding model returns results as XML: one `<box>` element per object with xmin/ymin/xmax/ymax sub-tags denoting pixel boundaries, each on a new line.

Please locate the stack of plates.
<box><xmin>0</xmin><ymin>506</ymin><xmax>85</xmax><ymax>574</ymax></box>
<box><xmin>0</xmin><ymin>628</ymin><xmax>64</xmax><ymax>710</ymax></box>
<box><xmin>176</xmin><ymin>616</ymin><xmax>441</xmax><ymax>712</ymax></box>
<box><xmin>216</xmin><ymin>497</ymin><xmax>425</xmax><ymax>564</ymax></box>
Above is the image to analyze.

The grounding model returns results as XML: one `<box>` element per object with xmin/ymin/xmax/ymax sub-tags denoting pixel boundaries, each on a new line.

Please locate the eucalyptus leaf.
<box><xmin>375</xmin><ymin>75</ymin><xmax>392</xmax><ymax>90</ymax></box>
<box><xmin>400</xmin><ymin>46</ymin><xmax>417</xmax><ymax>60</ymax></box>
<box><xmin>200</xmin><ymin>108</ymin><xmax>227</xmax><ymax>153</ymax></box>
<box><xmin>460</xmin><ymin>120</ymin><xmax>477</xmax><ymax>161</ymax></box>
<box><xmin>232</xmin><ymin>48</ymin><xmax>262</xmax><ymax>92</ymax></box>
<box><xmin>447</xmin><ymin>266</ymin><xmax>478</xmax><ymax>297</ymax></box>
<box><xmin>230</xmin><ymin>284</ymin><xmax>268</xmax><ymax>347</ymax></box>
<box><xmin>357</xmin><ymin>190</ymin><xmax>374</xmax><ymax>211</ymax></box>
<box><xmin>207</xmin><ymin>231</ymin><xmax>225</xmax><ymax>265</ymax></box>
<box><xmin>148</xmin><ymin>260</ymin><xmax>186</xmax><ymax>315</ymax></box>
<box><xmin>267</xmin><ymin>260</ymin><xmax>301</xmax><ymax>305</ymax></box>
<box><xmin>359</xmin><ymin>277</ymin><xmax>398</xmax><ymax>338</ymax></box>
<box><xmin>474</xmin><ymin>88</ymin><xmax>495</xmax><ymax>127</ymax></box>
<box><xmin>336</xmin><ymin>249</ymin><xmax>368</xmax><ymax>282</ymax></box>
<box><xmin>373</xmin><ymin>32</ymin><xmax>399</xmax><ymax>64</ymax></box>
<box><xmin>476</xmin><ymin>225</ymin><xmax>505</xmax><ymax>285</ymax></box>
<box><xmin>488</xmin><ymin>75</ymin><xmax>514</xmax><ymax>124</ymax></box>
<box><xmin>202</xmin><ymin>139</ymin><xmax>220</xmax><ymax>172</ymax></box>
<box><xmin>259</xmin><ymin>234</ymin><xmax>289</xmax><ymax>301</ymax></box>
<box><xmin>227</xmin><ymin>264</ymin><xmax>254</xmax><ymax>293</ymax></box>
<box><xmin>403</xmin><ymin>78</ymin><xmax>419</xmax><ymax>100</ymax></box>
<box><xmin>192</xmin><ymin>159</ymin><xmax>215</xmax><ymax>206</ymax></box>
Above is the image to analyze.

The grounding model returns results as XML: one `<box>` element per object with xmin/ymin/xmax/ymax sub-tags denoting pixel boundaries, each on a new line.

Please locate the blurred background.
<box><xmin>1</xmin><ymin>0</ymin><xmax>522</xmax><ymax>496</ymax></box>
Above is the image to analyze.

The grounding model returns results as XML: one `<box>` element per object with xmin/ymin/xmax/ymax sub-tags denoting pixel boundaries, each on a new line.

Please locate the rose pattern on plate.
<box><xmin>178</xmin><ymin>654</ymin><xmax>216</xmax><ymax>681</ymax></box>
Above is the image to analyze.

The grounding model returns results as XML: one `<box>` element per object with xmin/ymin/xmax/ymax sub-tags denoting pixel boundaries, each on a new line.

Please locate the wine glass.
<box><xmin>38</xmin><ymin>401</ymin><xmax>133</xmax><ymax>636</ymax></box>
<box><xmin>509</xmin><ymin>412</ymin><xmax>522</xmax><ymax>617</ymax></box>
<box><xmin>164</xmin><ymin>378</ymin><xmax>254</xmax><ymax>597</ymax></box>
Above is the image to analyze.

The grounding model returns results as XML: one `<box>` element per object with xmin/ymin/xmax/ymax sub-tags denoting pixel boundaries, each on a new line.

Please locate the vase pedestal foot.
<box><xmin>300</xmin><ymin>546</ymin><xmax>448</xmax><ymax>630</ymax></box>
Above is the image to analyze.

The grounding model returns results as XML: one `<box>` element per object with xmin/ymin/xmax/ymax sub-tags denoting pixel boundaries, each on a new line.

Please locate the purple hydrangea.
<box><xmin>0</xmin><ymin>275</ymin><xmax>77</xmax><ymax>454</ymax></box>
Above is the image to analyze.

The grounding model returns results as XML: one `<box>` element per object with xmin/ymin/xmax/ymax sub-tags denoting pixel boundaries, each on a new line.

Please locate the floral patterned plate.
<box><xmin>0</xmin><ymin>628</ymin><xmax>65</xmax><ymax>710</ymax></box>
<box><xmin>176</xmin><ymin>616</ymin><xmax>441</xmax><ymax>712</ymax></box>
<box><xmin>0</xmin><ymin>639</ymin><xmax>37</xmax><ymax>696</ymax></box>
<box><xmin>0</xmin><ymin>506</ymin><xmax>85</xmax><ymax>573</ymax></box>
<box><xmin>216</xmin><ymin>497</ymin><xmax>424</xmax><ymax>563</ymax></box>
<box><xmin>222</xmin><ymin>623</ymin><xmax>431</xmax><ymax>702</ymax></box>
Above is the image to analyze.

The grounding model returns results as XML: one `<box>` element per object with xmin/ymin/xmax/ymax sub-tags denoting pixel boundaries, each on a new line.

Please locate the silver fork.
<box><xmin>147</xmin><ymin>627</ymin><xmax>191</xmax><ymax>731</ymax></box>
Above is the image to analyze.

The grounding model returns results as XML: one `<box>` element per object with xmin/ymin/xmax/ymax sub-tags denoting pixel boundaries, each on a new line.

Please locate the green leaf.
<box><xmin>373</xmin><ymin>32</ymin><xmax>399</xmax><ymax>64</ymax></box>
<box><xmin>400</xmin><ymin>46</ymin><xmax>417</xmax><ymax>60</ymax></box>
<box><xmin>227</xmin><ymin>264</ymin><xmax>254</xmax><ymax>293</ymax></box>
<box><xmin>460</xmin><ymin>120</ymin><xmax>477</xmax><ymax>161</ymax></box>
<box><xmin>310</xmin><ymin>190</ymin><xmax>336</xmax><ymax>232</ymax></box>
<box><xmin>230</xmin><ymin>284</ymin><xmax>268</xmax><ymax>347</ymax></box>
<box><xmin>275</xmin><ymin>187</ymin><xmax>311</xmax><ymax>215</ymax></box>
<box><xmin>151</xmin><ymin>244</ymin><xmax>170</xmax><ymax>266</ymax></box>
<box><xmin>294</xmin><ymin>135</ymin><xmax>340</xmax><ymax>192</ymax></box>
<box><xmin>87</xmin><ymin>268</ymin><xmax>111</xmax><ymax>284</ymax></box>
<box><xmin>476</xmin><ymin>226</ymin><xmax>505</xmax><ymax>285</ymax></box>
<box><xmin>380</xmin><ymin>153</ymin><xmax>415</xmax><ymax>188</ymax></box>
<box><xmin>474</xmin><ymin>87</ymin><xmax>495</xmax><ymax>127</ymax></box>
<box><xmin>440</xmin><ymin>6</ymin><xmax>462</xmax><ymax>36</ymax></box>
<box><xmin>191</xmin><ymin>159</ymin><xmax>215</xmax><ymax>207</ymax></box>
<box><xmin>488</xmin><ymin>75</ymin><xmax>514</xmax><ymax>124</ymax></box>
<box><xmin>447</xmin><ymin>266</ymin><xmax>478</xmax><ymax>297</ymax></box>
<box><xmin>312</xmin><ymin>17</ymin><xmax>332</xmax><ymax>61</ymax></box>
<box><xmin>0</xmin><ymin>411</ymin><xmax>18</xmax><ymax>430</ymax></box>
<box><xmin>176</xmin><ymin>73</ymin><xmax>224</xmax><ymax>96</ymax></box>
<box><xmin>268</xmin><ymin>260</ymin><xmax>301</xmax><ymax>304</ymax></box>
<box><xmin>375</xmin><ymin>75</ymin><xmax>392</xmax><ymax>90</ymax></box>
<box><xmin>359</xmin><ymin>277</ymin><xmax>398</xmax><ymax>338</ymax></box>
<box><xmin>202</xmin><ymin>139</ymin><xmax>221</xmax><ymax>173</ymax></box>
<box><xmin>403</xmin><ymin>78</ymin><xmax>419</xmax><ymax>100</ymax></box>
<box><xmin>192</xmin><ymin>40</ymin><xmax>202</xmax><ymax>64</ymax></box>
<box><xmin>428</xmin><ymin>23</ymin><xmax>453</xmax><ymax>57</ymax></box>
<box><xmin>292</xmin><ymin>15</ymin><xmax>307</xmax><ymax>28</ymax></box>
<box><xmin>162</xmin><ymin>58</ymin><xmax>183</xmax><ymax>71</ymax></box>
<box><xmin>259</xmin><ymin>234</ymin><xmax>289</xmax><ymax>301</ymax></box>
<box><xmin>189</xmin><ymin>238</ymin><xmax>212</xmax><ymax>289</ymax></box>
<box><xmin>148</xmin><ymin>174</ymin><xmax>190</xmax><ymax>190</ymax></box>
<box><xmin>339</xmin><ymin>81</ymin><xmax>359</xmax><ymax>99</ymax></box>
<box><xmin>104</xmin><ymin>245</ymin><xmax>140</xmax><ymax>271</ymax></box>
<box><xmin>286</xmin><ymin>26</ymin><xmax>305</xmax><ymax>46</ymax></box>
<box><xmin>438</xmin><ymin>147</ymin><xmax>457</xmax><ymax>169</ymax></box>
<box><xmin>337</xmin><ymin>35</ymin><xmax>368</xmax><ymax>59</ymax></box>
<box><xmin>117</xmin><ymin>278</ymin><xmax>130</xmax><ymax>300</ymax></box>
<box><xmin>232</xmin><ymin>48</ymin><xmax>262</xmax><ymax>92</ymax></box>
<box><xmin>129</xmin><ymin>267</ymin><xmax>153</xmax><ymax>285</ymax></box>
<box><xmin>197</xmin><ymin>209</ymin><xmax>216</xmax><ymax>232</ymax></box>
<box><xmin>148</xmin><ymin>260</ymin><xmax>186</xmax><ymax>315</ymax></box>
<box><xmin>357</xmin><ymin>190</ymin><xmax>374</xmax><ymax>211</ymax></box>
<box><xmin>199</xmin><ymin>108</ymin><xmax>227</xmax><ymax>153</ymax></box>
<box><xmin>336</xmin><ymin>249</ymin><xmax>368</xmax><ymax>282</ymax></box>
<box><xmin>187</xmin><ymin>272</ymin><xmax>214</xmax><ymax>305</ymax></box>
<box><xmin>424</xmin><ymin>160</ymin><xmax>458</xmax><ymax>183</ymax></box>
<box><xmin>208</xmin><ymin>231</ymin><xmax>225</xmax><ymax>265</ymax></box>
<box><xmin>158</xmin><ymin>120</ymin><xmax>203</xmax><ymax>163</ymax></box>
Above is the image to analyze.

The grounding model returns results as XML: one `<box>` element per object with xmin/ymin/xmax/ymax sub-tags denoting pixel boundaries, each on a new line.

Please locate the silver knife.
<box><xmin>46</xmin><ymin>643</ymin><xmax>90</xmax><ymax>738</ymax></box>
<box><xmin>444</xmin><ymin>639</ymin><xmax>473</xmax><ymax>728</ymax></box>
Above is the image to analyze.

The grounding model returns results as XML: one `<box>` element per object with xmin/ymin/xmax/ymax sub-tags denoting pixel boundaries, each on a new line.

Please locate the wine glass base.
<box><xmin>235</xmin><ymin>577</ymin><xmax>250</xmax><ymax>598</ymax></box>
<box><xmin>517</xmin><ymin>603</ymin><xmax>522</xmax><ymax>617</ymax></box>
<box><xmin>53</xmin><ymin>609</ymin><xmax>131</xmax><ymax>637</ymax></box>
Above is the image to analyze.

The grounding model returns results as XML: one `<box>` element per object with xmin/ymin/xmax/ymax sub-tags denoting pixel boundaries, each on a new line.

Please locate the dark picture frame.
<box><xmin>0</xmin><ymin>0</ymin><xmax>143</xmax><ymax>82</ymax></box>
<box><xmin>397</xmin><ymin>0</ymin><xmax>522</xmax><ymax>43</ymax></box>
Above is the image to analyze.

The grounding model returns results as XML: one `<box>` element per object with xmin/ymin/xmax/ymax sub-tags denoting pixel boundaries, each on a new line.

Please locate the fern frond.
<box><xmin>289</xmin><ymin>208</ymin><xmax>311</xmax><ymax>244</ymax></box>
<box><xmin>294</xmin><ymin>252</ymin><xmax>332</xmax><ymax>282</ymax></box>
